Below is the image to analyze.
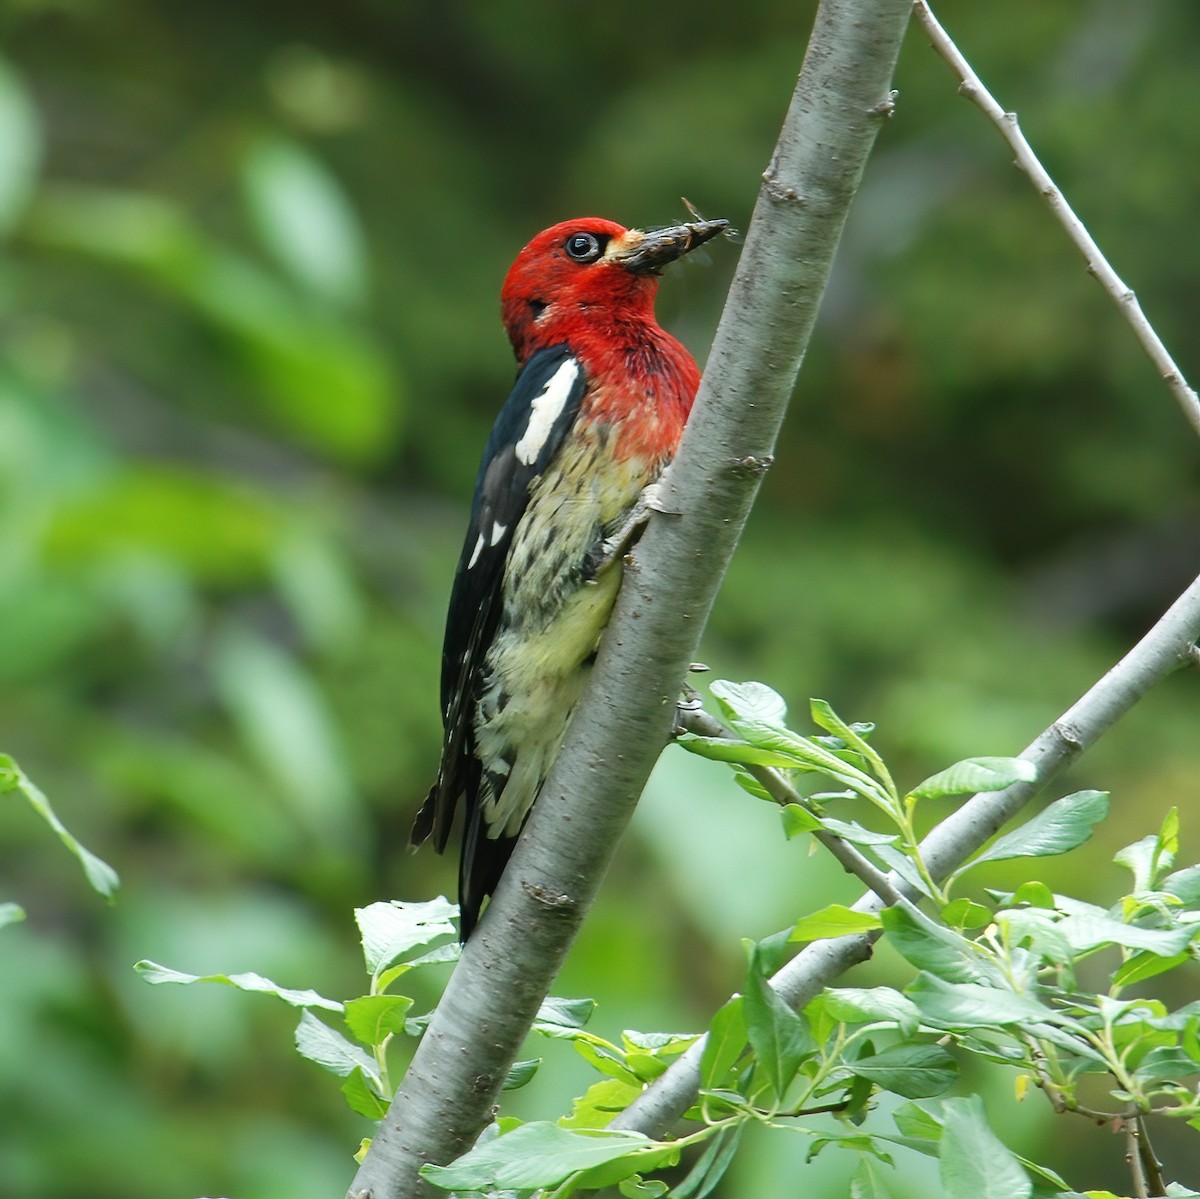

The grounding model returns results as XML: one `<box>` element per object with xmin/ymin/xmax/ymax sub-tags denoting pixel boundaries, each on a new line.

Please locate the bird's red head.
<box><xmin>500</xmin><ymin>216</ymin><xmax>728</xmax><ymax>364</ymax></box>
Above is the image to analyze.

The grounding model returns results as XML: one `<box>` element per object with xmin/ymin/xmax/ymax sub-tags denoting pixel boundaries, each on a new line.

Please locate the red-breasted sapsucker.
<box><xmin>412</xmin><ymin>215</ymin><xmax>727</xmax><ymax>938</ymax></box>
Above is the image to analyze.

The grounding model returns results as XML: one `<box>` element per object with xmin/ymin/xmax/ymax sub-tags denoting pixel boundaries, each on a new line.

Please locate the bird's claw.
<box><xmin>593</xmin><ymin>482</ymin><xmax>671</xmax><ymax>573</ymax></box>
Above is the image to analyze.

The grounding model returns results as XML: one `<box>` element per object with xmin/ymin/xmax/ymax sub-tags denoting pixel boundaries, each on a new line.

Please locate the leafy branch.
<box><xmin>396</xmin><ymin>689</ymin><xmax>1200</xmax><ymax>1198</ymax></box>
<box><xmin>610</xmin><ymin>568</ymin><xmax>1200</xmax><ymax>1151</ymax></box>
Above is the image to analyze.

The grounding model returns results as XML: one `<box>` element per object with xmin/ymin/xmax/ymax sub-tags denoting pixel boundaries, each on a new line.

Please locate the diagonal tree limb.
<box><xmin>913</xmin><ymin>0</ymin><xmax>1200</xmax><ymax>439</ymax></box>
<box><xmin>346</xmin><ymin>1</ymin><xmax>916</xmax><ymax>1195</ymax></box>
<box><xmin>609</xmin><ymin>568</ymin><xmax>1200</xmax><ymax>1138</ymax></box>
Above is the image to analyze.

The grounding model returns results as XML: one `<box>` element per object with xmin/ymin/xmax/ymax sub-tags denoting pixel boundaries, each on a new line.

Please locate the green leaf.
<box><xmin>134</xmin><ymin>960</ymin><xmax>342</xmax><ymax>1011</ymax></box>
<box><xmin>907</xmin><ymin>973</ymin><xmax>1054</xmax><ymax>1029</ymax></box>
<box><xmin>809</xmin><ymin>698</ymin><xmax>890</xmax><ymax>785</ymax></box>
<box><xmin>0</xmin><ymin>901</ymin><xmax>26</xmax><ymax>929</ymax></box>
<box><xmin>909</xmin><ymin>757</ymin><xmax>1037</xmax><ymax>801</ymax></box>
<box><xmin>743</xmin><ymin>949</ymin><xmax>813</xmax><ymax>1100</ymax></box>
<box><xmin>805</xmin><ymin>1131</ymin><xmax>891</xmax><ymax>1165</ymax></box>
<box><xmin>1115</xmin><ymin>835</ymin><xmax>1161</xmax><ymax>894</ymax></box>
<box><xmin>733</xmin><ymin>773</ymin><xmax>773</xmax><ymax>801</ymax></box>
<box><xmin>675</xmin><ymin>734</ymin><xmax>803</xmax><ymax>770</ymax></box>
<box><xmin>1116</xmin><ymin>813</ymin><xmax>1177</xmax><ymax>894</ymax></box>
<box><xmin>1164</xmin><ymin>865</ymin><xmax>1200</xmax><ymax>907</ymax></box>
<box><xmin>670</xmin><ymin>1123</ymin><xmax>744</xmax><ymax>1199</ymax></box>
<box><xmin>850</xmin><ymin>1156</ymin><xmax>894</xmax><ymax>1199</ymax></box>
<box><xmin>1010</xmin><ymin>880</ymin><xmax>1055</xmax><ymax>909</ymax></box>
<box><xmin>242</xmin><ymin>135</ymin><xmax>367</xmax><ymax>306</ymax></box>
<box><xmin>822</xmin><ymin>987</ymin><xmax>921</xmax><ymax>1038</ymax></box>
<box><xmin>403</xmin><ymin>941</ymin><xmax>461</xmax><ymax>970</ymax></box>
<box><xmin>873</xmin><ymin>843</ymin><xmax>938</xmax><ymax>900</ymax></box>
<box><xmin>790</xmin><ymin>904</ymin><xmax>884</xmax><ymax>943</ymax></box>
<box><xmin>532</xmin><ymin>996</ymin><xmax>597</xmax><ymax>1038</ymax></box>
<box><xmin>939</xmin><ymin>1095</ymin><xmax>1031</xmax><ymax>1199</ymax></box>
<box><xmin>561</xmin><ymin>1078</ymin><xmax>643</xmax><ymax>1129</ymax></box>
<box><xmin>1160</xmin><ymin>807</ymin><xmax>1180</xmax><ymax>855</ymax></box>
<box><xmin>355</xmin><ymin>898</ymin><xmax>457</xmax><ymax>978</ymax></box>
<box><xmin>941</xmin><ymin>899</ymin><xmax>993</xmax><ymax>930</ymax></box>
<box><xmin>1134</xmin><ymin>1045</ymin><xmax>1197</xmax><ymax>1087</ymax></box>
<box><xmin>503</xmin><ymin>1058</ymin><xmax>541</xmax><ymax>1091</ymax></box>
<box><xmin>692</xmin><ymin>704</ymin><xmax>890</xmax><ymax>806</ymax></box>
<box><xmin>1112</xmin><ymin>950</ymin><xmax>1191</xmax><ymax>990</ymax></box>
<box><xmin>2</xmin><ymin>755</ymin><xmax>120</xmax><ymax>898</ymax></box>
<box><xmin>341</xmin><ymin>1067</ymin><xmax>388</xmax><ymax>1119</ymax></box>
<box><xmin>816</xmin><ymin>816</ymin><xmax>899</xmax><ymax>846</ymax></box>
<box><xmin>880</xmin><ymin>903</ymin><xmax>997</xmax><ymax>984</ymax></box>
<box><xmin>700</xmin><ymin>996</ymin><xmax>747</xmax><ymax>1088</ymax></box>
<box><xmin>1058</xmin><ymin>912</ymin><xmax>1194</xmax><ymax>956</ymax></box>
<box><xmin>294</xmin><ymin>1010</ymin><xmax>379</xmax><ymax>1081</ymax></box>
<box><xmin>625</xmin><ymin>1052</ymin><xmax>667</xmax><ymax>1082</ymax></box>
<box><xmin>573</xmin><ymin>1140</ymin><xmax>682</xmax><ymax>1191</ymax></box>
<box><xmin>0</xmin><ymin>58</ymin><xmax>41</xmax><ymax>236</ymax></box>
<box><xmin>709</xmin><ymin>679</ymin><xmax>788</xmax><ymax>726</ymax></box>
<box><xmin>747</xmin><ymin>928</ymin><xmax>794</xmax><ymax>977</ymax></box>
<box><xmin>781</xmin><ymin>803</ymin><xmax>822</xmax><ymax>838</ymax></box>
<box><xmin>997</xmin><ymin>909</ymin><xmax>1074</xmax><ymax>973</ymax></box>
<box><xmin>419</xmin><ymin>1122</ymin><xmax>665</xmax><ymax>1191</ymax></box>
<box><xmin>574</xmin><ymin>1038</ymin><xmax>639</xmax><ymax>1086</ymax></box>
<box><xmin>622</xmin><ymin>1029</ymin><xmax>698</xmax><ymax>1056</ymax></box>
<box><xmin>344</xmin><ymin>994</ymin><xmax>414</xmax><ymax>1045</ymax></box>
<box><xmin>961</xmin><ymin>790</ymin><xmax>1108</xmax><ymax>870</ymax></box>
<box><xmin>848</xmin><ymin>1044</ymin><xmax>958</xmax><ymax>1099</ymax></box>
<box><xmin>893</xmin><ymin>1101</ymin><xmax>943</xmax><ymax>1141</ymax></box>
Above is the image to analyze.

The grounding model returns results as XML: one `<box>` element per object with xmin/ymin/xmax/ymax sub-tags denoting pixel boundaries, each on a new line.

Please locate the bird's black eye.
<box><xmin>564</xmin><ymin>232</ymin><xmax>605</xmax><ymax>263</ymax></box>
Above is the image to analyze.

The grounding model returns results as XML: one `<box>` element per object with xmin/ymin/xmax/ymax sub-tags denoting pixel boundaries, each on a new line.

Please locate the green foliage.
<box><xmin>139</xmin><ymin>696</ymin><xmax>1200</xmax><ymax>1198</ymax></box>
<box><xmin>138</xmin><ymin>899</ymin><xmax>458</xmax><ymax>1119</ymax></box>
<box><xmin>0</xmin><ymin>755</ymin><xmax>119</xmax><ymax>906</ymax></box>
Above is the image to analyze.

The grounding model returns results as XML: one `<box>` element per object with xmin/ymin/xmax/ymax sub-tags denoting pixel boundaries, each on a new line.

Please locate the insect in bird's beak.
<box><xmin>610</xmin><ymin>218</ymin><xmax>730</xmax><ymax>275</ymax></box>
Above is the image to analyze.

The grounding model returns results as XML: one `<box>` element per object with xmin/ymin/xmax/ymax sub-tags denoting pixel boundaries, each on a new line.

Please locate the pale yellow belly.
<box><xmin>475</xmin><ymin>427</ymin><xmax>654</xmax><ymax>837</ymax></box>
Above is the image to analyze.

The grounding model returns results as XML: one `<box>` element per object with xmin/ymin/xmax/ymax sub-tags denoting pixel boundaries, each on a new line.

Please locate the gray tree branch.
<box><xmin>913</xmin><ymin>0</ymin><xmax>1200</xmax><ymax>439</ymax></box>
<box><xmin>610</xmin><ymin>568</ymin><xmax>1200</xmax><ymax>1139</ymax></box>
<box><xmin>345</xmin><ymin>1</ymin><xmax>915</xmax><ymax>1195</ymax></box>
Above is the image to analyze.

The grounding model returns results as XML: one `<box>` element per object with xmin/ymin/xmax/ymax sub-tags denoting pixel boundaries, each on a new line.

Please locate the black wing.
<box><xmin>413</xmin><ymin>345</ymin><xmax>587</xmax><ymax>925</ymax></box>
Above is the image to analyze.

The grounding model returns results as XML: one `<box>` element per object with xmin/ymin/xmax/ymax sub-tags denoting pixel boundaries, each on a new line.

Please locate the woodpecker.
<box><xmin>412</xmin><ymin>215</ymin><xmax>728</xmax><ymax>938</ymax></box>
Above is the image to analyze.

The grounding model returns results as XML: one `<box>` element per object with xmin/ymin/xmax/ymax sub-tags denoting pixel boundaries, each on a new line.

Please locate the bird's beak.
<box><xmin>610</xmin><ymin>218</ymin><xmax>729</xmax><ymax>275</ymax></box>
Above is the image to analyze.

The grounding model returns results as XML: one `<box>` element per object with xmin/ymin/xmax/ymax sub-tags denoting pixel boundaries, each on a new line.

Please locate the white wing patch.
<box><xmin>515</xmin><ymin>358</ymin><xmax>579</xmax><ymax>466</ymax></box>
<box><xmin>465</xmin><ymin>522</ymin><xmax>511</xmax><ymax>571</ymax></box>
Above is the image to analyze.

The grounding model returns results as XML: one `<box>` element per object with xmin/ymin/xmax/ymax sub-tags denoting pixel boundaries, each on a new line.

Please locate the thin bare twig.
<box><xmin>912</xmin><ymin>0</ymin><xmax>1200</xmax><ymax>440</ymax></box>
<box><xmin>676</xmin><ymin>705</ymin><xmax>905</xmax><ymax>908</ymax></box>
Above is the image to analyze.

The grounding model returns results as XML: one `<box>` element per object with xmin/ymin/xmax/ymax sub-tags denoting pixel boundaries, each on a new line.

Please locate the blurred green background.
<box><xmin>2</xmin><ymin>1</ymin><xmax>1198</xmax><ymax>1196</ymax></box>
